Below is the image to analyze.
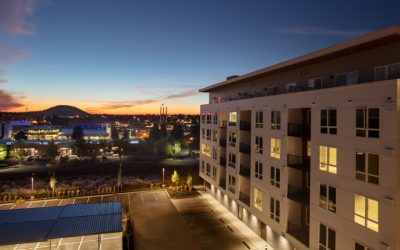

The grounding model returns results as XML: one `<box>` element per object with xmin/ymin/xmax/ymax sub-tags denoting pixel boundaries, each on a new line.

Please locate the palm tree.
<box><xmin>49</xmin><ymin>174</ymin><xmax>57</xmax><ymax>197</ymax></box>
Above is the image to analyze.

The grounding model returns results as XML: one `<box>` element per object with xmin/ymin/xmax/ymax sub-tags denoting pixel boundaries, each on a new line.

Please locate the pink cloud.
<box><xmin>0</xmin><ymin>0</ymin><xmax>36</xmax><ymax>35</ymax></box>
<box><xmin>0</xmin><ymin>45</ymin><xmax>27</xmax><ymax>65</ymax></box>
<box><xmin>0</xmin><ymin>90</ymin><xmax>24</xmax><ymax>110</ymax></box>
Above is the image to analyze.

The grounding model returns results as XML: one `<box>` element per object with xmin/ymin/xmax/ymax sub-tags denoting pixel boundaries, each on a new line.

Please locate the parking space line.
<box><xmin>141</xmin><ymin>193</ymin><xmax>144</xmax><ymax>203</ymax></box>
<box><xmin>153</xmin><ymin>192</ymin><xmax>158</xmax><ymax>201</ymax></box>
<box><xmin>42</xmin><ymin>201</ymin><xmax>48</xmax><ymax>207</ymax></box>
<box><xmin>34</xmin><ymin>242</ymin><xmax>40</xmax><ymax>250</ymax></box>
<box><xmin>26</xmin><ymin>202</ymin><xmax>33</xmax><ymax>208</ymax></box>
<box><xmin>101</xmin><ymin>195</ymin><xmax>104</xmax><ymax>202</ymax></box>
<box><xmin>10</xmin><ymin>204</ymin><xmax>16</xmax><ymax>210</ymax></box>
<box><xmin>100</xmin><ymin>234</ymin><xmax>103</xmax><ymax>250</ymax></box>
<box><xmin>57</xmin><ymin>238</ymin><xmax>63</xmax><ymax>248</ymax></box>
<box><xmin>114</xmin><ymin>194</ymin><xmax>117</xmax><ymax>201</ymax></box>
<box><xmin>87</xmin><ymin>197</ymin><xmax>90</xmax><ymax>203</ymax></box>
<box><xmin>13</xmin><ymin>244</ymin><xmax>19</xmax><ymax>250</ymax></box>
<box><xmin>77</xmin><ymin>236</ymin><xmax>84</xmax><ymax>250</ymax></box>
<box><xmin>128</xmin><ymin>193</ymin><xmax>131</xmax><ymax>205</ymax></box>
<box><xmin>58</xmin><ymin>200</ymin><xmax>63</xmax><ymax>206</ymax></box>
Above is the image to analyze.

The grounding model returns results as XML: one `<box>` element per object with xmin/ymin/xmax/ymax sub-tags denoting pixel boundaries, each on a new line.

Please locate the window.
<box><xmin>319</xmin><ymin>146</ymin><xmax>337</xmax><ymax>174</ymax></box>
<box><xmin>212</xmin><ymin>129</ymin><xmax>218</xmax><ymax>142</ymax></box>
<box><xmin>356</xmin><ymin>108</ymin><xmax>379</xmax><ymax>138</ymax></box>
<box><xmin>319</xmin><ymin>223</ymin><xmax>336</xmax><ymax>250</ymax></box>
<box><xmin>254</xmin><ymin>188</ymin><xmax>263</xmax><ymax>211</ymax></box>
<box><xmin>270</xmin><ymin>167</ymin><xmax>280</xmax><ymax>188</ymax></box>
<box><xmin>270</xmin><ymin>138</ymin><xmax>281</xmax><ymax>159</ymax></box>
<box><xmin>206</xmin><ymin>163</ymin><xmax>211</xmax><ymax>176</ymax></box>
<box><xmin>356</xmin><ymin>152</ymin><xmax>379</xmax><ymax>185</ymax></box>
<box><xmin>212</xmin><ymin>147</ymin><xmax>217</xmax><ymax>160</ymax></box>
<box><xmin>336</xmin><ymin>71</ymin><xmax>358</xmax><ymax>85</ymax></box>
<box><xmin>201</xmin><ymin>114</ymin><xmax>205</xmax><ymax>124</ymax></box>
<box><xmin>255</xmin><ymin>136</ymin><xmax>263</xmax><ymax>154</ymax></box>
<box><xmin>320</xmin><ymin>109</ymin><xmax>337</xmax><ymax>134</ymax></box>
<box><xmin>229</xmin><ymin>132</ymin><xmax>237</xmax><ymax>146</ymax></box>
<box><xmin>271</xmin><ymin>111</ymin><xmax>281</xmax><ymax>130</ymax></box>
<box><xmin>374</xmin><ymin>63</ymin><xmax>400</xmax><ymax>81</ymax></box>
<box><xmin>228</xmin><ymin>153</ymin><xmax>236</xmax><ymax>168</ymax></box>
<box><xmin>308</xmin><ymin>77</ymin><xmax>322</xmax><ymax>89</ymax></box>
<box><xmin>254</xmin><ymin>161</ymin><xmax>263</xmax><ymax>180</ymax></box>
<box><xmin>255</xmin><ymin>111</ymin><xmax>263</xmax><ymax>128</ymax></box>
<box><xmin>201</xmin><ymin>144</ymin><xmax>211</xmax><ymax>157</ymax></box>
<box><xmin>201</xmin><ymin>161</ymin><xmax>204</xmax><ymax>173</ymax></box>
<box><xmin>229</xmin><ymin>112</ymin><xmax>237</xmax><ymax>126</ymax></box>
<box><xmin>212</xmin><ymin>166</ymin><xmax>217</xmax><ymax>180</ymax></box>
<box><xmin>201</xmin><ymin>128</ymin><xmax>205</xmax><ymax>139</ymax></box>
<box><xmin>355</xmin><ymin>242</ymin><xmax>373</xmax><ymax>250</ymax></box>
<box><xmin>228</xmin><ymin>175</ymin><xmax>236</xmax><ymax>193</ymax></box>
<box><xmin>206</xmin><ymin>114</ymin><xmax>212</xmax><ymax>124</ymax></box>
<box><xmin>319</xmin><ymin>184</ymin><xmax>336</xmax><ymax>213</ymax></box>
<box><xmin>213</xmin><ymin>113</ymin><xmax>218</xmax><ymax>125</ymax></box>
<box><xmin>270</xmin><ymin>197</ymin><xmax>280</xmax><ymax>222</ymax></box>
<box><xmin>354</xmin><ymin>194</ymin><xmax>379</xmax><ymax>232</ymax></box>
<box><xmin>307</xmin><ymin>141</ymin><xmax>312</xmax><ymax>157</ymax></box>
<box><xmin>206</xmin><ymin>129</ymin><xmax>211</xmax><ymax>140</ymax></box>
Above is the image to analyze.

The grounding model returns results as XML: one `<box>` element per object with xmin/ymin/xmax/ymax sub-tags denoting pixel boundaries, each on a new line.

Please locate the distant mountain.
<box><xmin>40</xmin><ymin>105</ymin><xmax>89</xmax><ymax>117</ymax></box>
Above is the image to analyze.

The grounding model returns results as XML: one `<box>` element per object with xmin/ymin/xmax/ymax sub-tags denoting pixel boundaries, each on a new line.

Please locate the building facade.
<box><xmin>199</xmin><ymin>25</ymin><xmax>400</xmax><ymax>250</ymax></box>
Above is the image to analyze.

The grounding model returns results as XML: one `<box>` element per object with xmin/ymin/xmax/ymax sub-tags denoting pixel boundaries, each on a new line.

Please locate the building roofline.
<box><xmin>199</xmin><ymin>25</ymin><xmax>400</xmax><ymax>92</ymax></box>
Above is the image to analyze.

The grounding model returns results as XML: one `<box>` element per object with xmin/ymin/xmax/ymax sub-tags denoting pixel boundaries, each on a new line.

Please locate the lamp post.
<box><xmin>31</xmin><ymin>173</ymin><xmax>34</xmax><ymax>191</ymax></box>
<box><xmin>162</xmin><ymin>168</ymin><xmax>165</xmax><ymax>188</ymax></box>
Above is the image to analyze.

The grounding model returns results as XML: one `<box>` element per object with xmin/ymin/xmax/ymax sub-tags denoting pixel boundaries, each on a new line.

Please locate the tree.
<box><xmin>49</xmin><ymin>173</ymin><xmax>57</xmax><ymax>197</ymax></box>
<box><xmin>171</xmin><ymin>124</ymin><xmax>184</xmax><ymax>140</ymax></box>
<box><xmin>117</xmin><ymin>164</ymin><xmax>123</xmax><ymax>191</ymax></box>
<box><xmin>0</xmin><ymin>144</ymin><xmax>6</xmax><ymax>161</ymax></box>
<box><xmin>186</xmin><ymin>175</ymin><xmax>193</xmax><ymax>192</ymax></box>
<box><xmin>14</xmin><ymin>130</ymin><xmax>27</xmax><ymax>140</ymax></box>
<box><xmin>45</xmin><ymin>141</ymin><xmax>59</xmax><ymax>161</ymax></box>
<box><xmin>111</xmin><ymin>127</ymin><xmax>119</xmax><ymax>140</ymax></box>
<box><xmin>10</xmin><ymin>149</ymin><xmax>27</xmax><ymax>166</ymax></box>
<box><xmin>74</xmin><ymin>138</ymin><xmax>88</xmax><ymax>157</ymax></box>
<box><xmin>171</xmin><ymin>170</ymin><xmax>180</xmax><ymax>187</ymax></box>
<box><xmin>71</xmin><ymin>125</ymin><xmax>84</xmax><ymax>141</ymax></box>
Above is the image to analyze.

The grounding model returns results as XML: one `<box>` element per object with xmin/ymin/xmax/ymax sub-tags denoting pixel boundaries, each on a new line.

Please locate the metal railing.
<box><xmin>287</xmin><ymin>154</ymin><xmax>310</xmax><ymax>170</ymax></box>
<box><xmin>239</xmin><ymin>143</ymin><xmax>251</xmax><ymax>155</ymax></box>
<box><xmin>240</xmin><ymin>121</ymin><xmax>251</xmax><ymax>131</ymax></box>
<box><xmin>287</xmin><ymin>184</ymin><xmax>309</xmax><ymax>204</ymax></box>
<box><xmin>219</xmin><ymin>138</ymin><xmax>227</xmax><ymax>148</ymax></box>
<box><xmin>219</xmin><ymin>157</ymin><xmax>226</xmax><ymax>166</ymax></box>
<box><xmin>239</xmin><ymin>165</ymin><xmax>251</xmax><ymax>178</ymax></box>
<box><xmin>287</xmin><ymin>221</ymin><xmax>309</xmax><ymax>247</ymax></box>
<box><xmin>239</xmin><ymin>192</ymin><xmax>250</xmax><ymax>206</ymax></box>
<box><xmin>288</xmin><ymin>123</ymin><xmax>310</xmax><ymax>137</ymax></box>
<box><xmin>219</xmin><ymin>179</ymin><xmax>226</xmax><ymax>190</ymax></box>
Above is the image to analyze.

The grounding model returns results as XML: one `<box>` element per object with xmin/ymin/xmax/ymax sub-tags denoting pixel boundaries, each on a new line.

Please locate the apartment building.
<box><xmin>199</xmin><ymin>25</ymin><xmax>400</xmax><ymax>250</ymax></box>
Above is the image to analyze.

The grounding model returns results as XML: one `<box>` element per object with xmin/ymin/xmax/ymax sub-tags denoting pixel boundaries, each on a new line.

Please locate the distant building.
<box><xmin>199</xmin><ymin>26</ymin><xmax>400</xmax><ymax>250</ymax></box>
<box><xmin>0</xmin><ymin>121</ymin><xmax>31</xmax><ymax>139</ymax></box>
<box><xmin>27</xmin><ymin>125</ymin><xmax>60</xmax><ymax>140</ymax></box>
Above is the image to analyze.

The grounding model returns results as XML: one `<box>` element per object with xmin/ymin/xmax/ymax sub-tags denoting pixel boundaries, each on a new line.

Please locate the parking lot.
<box><xmin>0</xmin><ymin>189</ymin><xmax>271</xmax><ymax>250</ymax></box>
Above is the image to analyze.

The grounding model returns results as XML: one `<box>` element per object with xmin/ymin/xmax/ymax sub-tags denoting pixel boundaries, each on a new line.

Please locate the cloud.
<box><xmin>0</xmin><ymin>90</ymin><xmax>24</xmax><ymax>110</ymax></box>
<box><xmin>271</xmin><ymin>26</ymin><xmax>370</xmax><ymax>37</ymax></box>
<box><xmin>0</xmin><ymin>0</ymin><xmax>37</xmax><ymax>35</ymax></box>
<box><xmin>0</xmin><ymin>45</ymin><xmax>27</xmax><ymax>65</ymax></box>
<box><xmin>164</xmin><ymin>90</ymin><xmax>200</xmax><ymax>99</ymax></box>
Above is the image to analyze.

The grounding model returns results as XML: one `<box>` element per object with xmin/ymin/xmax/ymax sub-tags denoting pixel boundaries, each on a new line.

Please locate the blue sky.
<box><xmin>0</xmin><ymin>0</ymin><xmax>399</xmax><ymax>114</ymax></box>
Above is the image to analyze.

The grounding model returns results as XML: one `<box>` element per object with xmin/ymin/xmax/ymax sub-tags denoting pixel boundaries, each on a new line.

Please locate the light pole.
<box><xmin>162</xmin><ymin>168</ymin><xmax>165</xmax><ymax>188</ymax></box>
<box><xmin>31</xmin><ymin>173</ymin><xmax>34</xmax><ymax>191</ymax></box>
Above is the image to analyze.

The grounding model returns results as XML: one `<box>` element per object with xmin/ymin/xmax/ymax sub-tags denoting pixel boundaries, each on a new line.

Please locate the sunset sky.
<box><xmin>0</xmin><ymin>0</ymin><xmax>399</xmax><ymax>114</ymax></box>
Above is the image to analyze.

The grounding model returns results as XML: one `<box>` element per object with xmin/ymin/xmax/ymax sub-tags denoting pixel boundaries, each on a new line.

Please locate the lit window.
<box><xmin>254</xmin><ymin>161</ymin><xmax>263</xmax><ymax>180</ymax></box>
<box><xmin>320</xmin><ymin>109</ymin><xmax>337</xmax><ymax>134</ymax></box>
<box><xmin>319</xmin><ymin>183</ymin><xmax>336</xmax><ymax>213</ymax></box>
<box><xmin>229</xmin><ymin>112</ymin><xmax>237</xmax><ymax>126</ymax></box>
<box><xmin>319</xmin><ymin>223</ymin><xmax>336</xmax><ymax>250</ymax></box>
<box><xmin>201</xmin><ymin>144</ymin><xmax>211</xmax><ymax>157</ymax></box>
<box><xmin>356</xmin><ymin>152</ymin><xmax>379</xmax><ymax>185</ymax></box>
<box><xmin>255</xmin><ymin>111</ymin><xmax>263</xmax><ymax>128</ymax></box>
<box><xmin>319</xmin><ymin>146</ymin><xmax>337</xmax><ymax>174</ymax></box>
<box><xmin>354</xmin><ymin>194</ymin><xmax>379</xmax><ymax>232</ymax></box>
<box><xmin>255</xmin><ymin>136</ymin><xmax>263</xmax><ymax>154</ymax></box>
<box><xmin>271</xmin><ymin>111</ymin><xmax>281</xmax><ymax>130</ymax></box>
<box><xmin>270</xmin><ymin>138</ymin><xmax>281</xmax><ymax>159</ymax></box>
<box><xmin>270</xmin><ymin>197</ymin><xmax>280</xmax><ymax>222</ymax></box>
<box><xmin>254</xmin><ymin>188</ymin><xmax>263</xmax><ymax>212</ymax></box>
<box><xmin>229</xmin><ymin>132</ymin><xmax>237</xmax><ymax>146</ymax></box>
<box><xmin>356</xmin><ymin>108</ymin><xmax>379</xmax><ymax>138</ymax></box>
<box><xmin>270</xmin><ymin>167</ymin><xmax>280</xmax><ymax>188</ymax></box>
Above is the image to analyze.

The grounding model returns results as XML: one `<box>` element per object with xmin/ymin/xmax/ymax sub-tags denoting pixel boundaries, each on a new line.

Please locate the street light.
<box><xmin>31</xmin><ymin>173</ymin><xmax>34</xmax><ymax>191</ymax></box>
<box><xmin>162</xmin><ymin>168</ymin><xmax>165</xmax><ymax>188</ymax></box>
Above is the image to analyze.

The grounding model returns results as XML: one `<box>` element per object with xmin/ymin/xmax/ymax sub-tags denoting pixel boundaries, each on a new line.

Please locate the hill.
<box><xmin>41</xmin><ymin>105</ymin><xmax>89</xmax><ymax>117</ymax></box>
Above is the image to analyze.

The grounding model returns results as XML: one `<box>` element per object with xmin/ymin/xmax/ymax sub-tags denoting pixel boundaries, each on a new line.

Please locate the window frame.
<box><xmin>319</xmin><ymin>183</ymin><xmax>336</xmax><ymax>213</ymax></box>
<box><xmin>255</xmin><ymin>111</ymin><xmax>264</xmax><ymax>128</ymax></box>
<box><xmin>254</xmin><ymin>161</ymin><xmax>263</xmax><ymax>180</ymax></box>
<box><xmin>354</xmin><ymin>194</ymin><xmax>379</xmax><ymax>232</ymax></box>
<box><xmin>319</xmin><ymin>223</ymin><xmax>336</xmax><ymax>250</ymax></box>
<box><xmin>255</xmin><ymin>136</ymin><xmax>263</xmax><ymax>154</ymax></box>
<box><xmin>356</xmin><ymin>107</ymin><xmax>379</xmax><ymax>138</ymax></box>
<box><xmin>319</xmin><ymin>146</ymin><xmax>337</xmax><ymax>174</ymax></box>
<box><xmin>320</xmin><ymin>109</ymin><xmax>337</xmax><ymax>135</ymax></box>
<box><xmin>270</xmin><ymin>166</ymin><xmax>280</xmax><ymax>188</ymax></box>
<box><xmin>271</xmin><ymin>110</ymin><xmax>281</xmax><ymax>130</ymax></box>
<box><xmin>355</xmin><ymin>152</ymin><xmax>379</xmax><ymax>185</ymax></box>
<box><xmin>269</xmin><ymin>197</ymin><xmax>280</xmax><ymax>223</ymax></box>
<box><xmin>270</xmin><ymin>138</ymin><xmax>281</xmax><ymax>159</ymax></box>
<box><xmin>254</xmin><ymin>188</ymin><xmax>263</xmax><ymax>212</ymax></box>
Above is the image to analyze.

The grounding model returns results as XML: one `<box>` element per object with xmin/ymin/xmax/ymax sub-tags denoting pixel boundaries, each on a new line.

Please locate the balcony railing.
<box><xmin>240</xmin><ymin>121</ymin><xmax>251</xmax><ymax>131</ymax></box>
<box><xmin>219</xmin><ymin>138</ymin><xmax>227</xmax><ymax>148</ymax></box>
<box><xmin>287</xmin><ymin>154</ymin><xmax>310</xmax><ymax>171</ymax></box>
<box><xmin>219</xmin><ymin>120</ymin><xmax>227</xmax><ymax>128</ymax></box>
<box><xmin>229</xmin><ymin>121</ymin><xmax>236</xmax><ymax>127</ymax></box>
<box><xmin>228</xmin><ymin>185</ymin><xmax>235</xmax><ymax>194</ymax></box>
<box><xmin>219</xmin><ymin>157</ymin><xmax>226</xmax><ymax>167</ymax></box>
<box><xmin>229</xmin><ymin>141</ymin><xmax>236</xmax><ymax>147</ymax></box>
<box><xmin>288</xmin><ymin>123</ymin><xmax>310</xmax><ymax>137</ymax></box>
<box><xmin>239</xmin><ymin>143</ymin><xmax>251</xmax><ymax>155</ymax></box>
<box><xmin>287</xmin><ymin>221</ymin><xmax>309</xmax><ymax>247</ymax></box>
<box><xmin>239</xmin><ymin>192</ymin><xmax>250</xmax><ymax>206</ymax></box>
<box><xmin>287</xmin><ymin>184</ymin><xmax>309</xmax><ymax>205</ymax></box>
<box><xmin>228</xmin><ymin>162</ymin><xmax>236</xmax><ymax>169</ymax></box>
<box><xmin>219</xmin><ymin>179</ymin><xmax>226</xmax><ymax>190</ymax></box>
<box><xmin>239</xmin><ymin>165</ymin><xmax>251</xmax><ymax>178</ymax></box>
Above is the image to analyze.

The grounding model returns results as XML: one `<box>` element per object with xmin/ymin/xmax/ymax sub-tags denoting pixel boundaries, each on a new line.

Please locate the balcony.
<box><xmin>229</xmin><ymin>122</ymin><xmax>236</xmax><ymax>127</ymax></box>
<box><xmin>219</xmin><ymin>157</ymin><xmax>226</xmax><ymax>167</ymax></box>
<box><xmin>219</xmin><ymin>179</ymin><xmax>226</xmax><ymax>190</ymax></box>
<box><xmin>228</xmin><ymin>185</ymin><xmax>235</xmax><ymax>194</ymax></box>
<box><xmin>239</xmin><ymin>192</ymin><xmax>250</xmax><ymax>206</ymax></box>
<box><xmin>287</xmin><ymin>184</ymin><xmax>309</xmax><ymax>205</ymax></box>
<box><xmin>219</xmin><ymin>138</ymin><xmax>227</xmax><ymax>147</ymax></box>
<box><xmin>239</xmin><ymin>165</ymin><xmax>251</xmax><ymax>178</ymax></box>
<box><xmin>288</xmin><ymin>123</ymin><xmax>310</xmax><ymax>137</ymax></box>
<box><xmin>229</xmin><ymin>141</ymin><xmax>236</xmax><ymax>147</ymax></box>
<box><xmin>239</xmin><ymin>143</ymin><xmax>251</xmax><ymax>155</ymax></box>
<box><xmin>228</xmin><ymin>162</ymin><xmax>236</xmax><ymax>169</ymax></box>
<box><xmin>287</xmin><ymin>221</ymin><xmax>309</xmax><ymax>247</ymax></box>
<box><xmin>287</xmin><ymin>154</ymin><xmax>310</xmax><ymax>171</ymax></box>
<box><xmin>239</xmin><ymin>121</ymin><xmax>251</xmax><ymax>131</ymax></box>
<box><xmin>219</xmin><ymin>120</ymin><xmax>227</xmax><ymax>128</ymax></box>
